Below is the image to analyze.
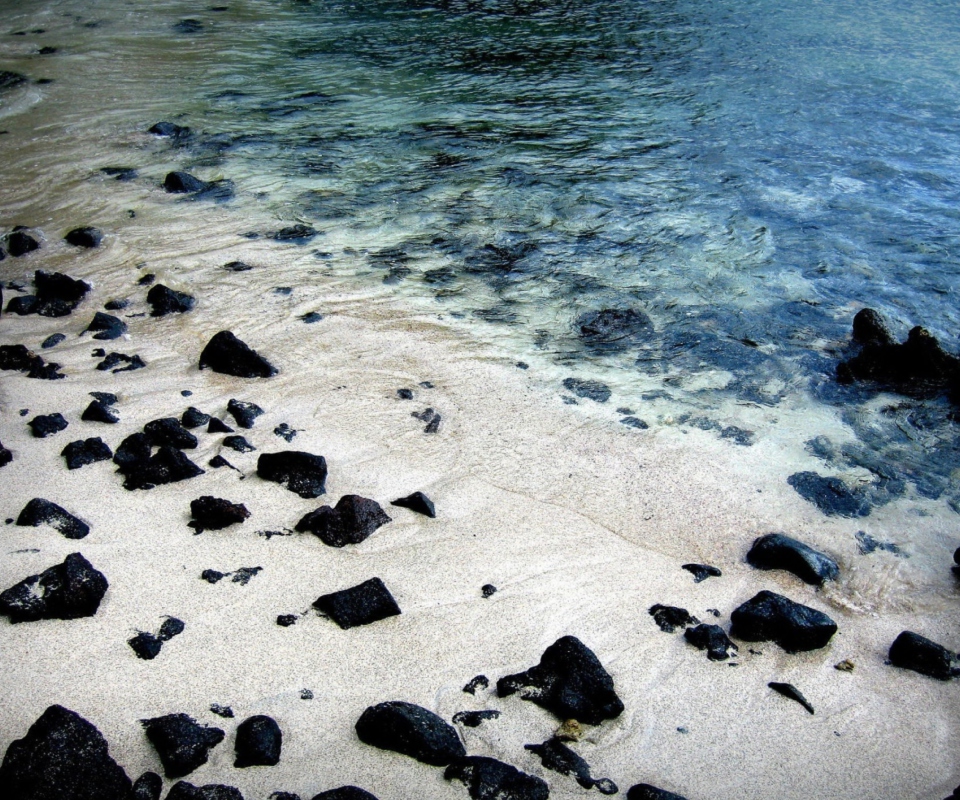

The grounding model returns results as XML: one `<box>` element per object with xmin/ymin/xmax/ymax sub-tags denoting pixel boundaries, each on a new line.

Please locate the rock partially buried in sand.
<box><xmin>149</xmin><ymin>121</ymin><xmax>191</xmax><ymax>139</ymax></box>
<box><xmin>82</xmin><ymin>398</ymin><xmax>119</xmax><ymax>424</ymax></box>
<box><xmin>684</xmin><ymin>624</ymin><xmax>738</xmax><ymax>661</ymax></box>
<box><xmin>164</xmin><ymin>171</ymin><xmax>208</xmax><ymax>193</ymax></box>
<box><xmin>16</xmin><ymin>498</ymin><xmax>89</xmax><ymax>539</ymax></box>
<box><xmin>257</xmin><ymin>451</ymin><xmax>327</xmax><ymax>497</ymax></box>
<box><xmin>34</xmin><ymin>270</ymin><xmax>91</xmax><ymax>316</ymax></box>
<box><xmin>626</xmin><ymin>784</ymin><xmax>689</xmax><ymax>800</ymax></box>
<box><xmin>313</xmin><ymin>577</ymin><xmax>401</xmax><ymax>629</ymax></box>
<box><xmin>452</xmin><ymin>710</ymin><xmax>500</xmax><ymax>728</ymax></box>
<box><xmin>390</xmin><ymin>491</ymin><xmax>436</xmax><ymax>518</ymax></box>
<box><xmin>227</xmin><ymin>398</ymin><xmax>263</xmax><ymax>428</ymax></box>
<box><xmin>0</xmin><ymin>552</ymin><xmax>107</xmax><ymax>623</ymax></box>
<box><xmin>165</xmin><ymin>782</ymin><xmax>244</xmax><ymax>800</ymax></box>
<box><xmin>0</xmin><ymin>705</ymin><xmax>132</xmax><ymax>800</ymax></box>
<box><xmin>64</xmin><ymin>227</ymin><xmax>103</xmax><ymax>248</ymax></box>
<box><xmin>681</xmin><ymin>563</ymin><xmax>722</xmax><ymax>583</ymax></box>
<box><xmin>188</xmin><ymin>496</ymin><xmax>250</xmax><ymax>533</ymax></box>
<box><xmin>199</xmin><ymin>331</ymin><xmax>278</xmax><ymax>378</ymax></box>
<box><xmin>888</xmin><ymin>631</ymin><xmax>960</xmax><ymax>680</ymax></box>
<box><xmin>234</xmin><ymin>715</ymin><xmax>282</xmax><ymax>768</ymax></box>
<box><xmin>746</xmin><ymin>533</ymin><xmax>839</xmax><ymax>586</ymax></box>
<box><xmin>562</xmin><ymin>377</ymin><xmax>611</xmax><ymax>403</ymax></box>
<box><xmin>649</xmin><ymin>604</ymin><xmax>699</xmax><ymax>633</ymax></box>
<box><xmin>0</xmin><ymin>344</ymin><xmax>65</xmax><ymax>379</ymax></box>
<box><xmin>444</xmin><ymin>756</ymin><xmax>549</xmax><ymax>800</ymax></box>
<box><xmin>296</xmin><ymin>495</ymin><xmax>391</xmax><ymax>547</ymax></box>
<box><xmin>147</xmin><ymin>284</ymin><xmax>195</xmax><ymax>316</ymax></box>
<box><xmin>84</xmin><ymin>312</ymin><xmax>127</xmax><ymax>340</ymax></box>
<box><xmin>311</xmin><ymin>788</ymin><xmax>379</xmax><ymax>800</ymax></box>
<box><xmin>132</xmin><ymin>771</ymin><xmax>163</xmax><ymax>800</ymax></box>
<box><xmin>141</xmin><ymin>714</ymin><xmax>225</xmax><ymax>779</ymax></box>
<box><xmin>730</xmin><ymin>590</ymin><xmax>837</xmax><ymax>653</ymax></box>
<box><xmin>524</xmin><ymin>737</ymin><xmax>617</xmax><ymax>794</ymax></box>
<box><xmin>497</xmin><ymin>635</ymin><xmax>624</xmax><ymax>725</ymax></box>
<box><xmin>355</xmin><ymin>701</ymin><xmax>465</xmax><ymax>766</ymax></box>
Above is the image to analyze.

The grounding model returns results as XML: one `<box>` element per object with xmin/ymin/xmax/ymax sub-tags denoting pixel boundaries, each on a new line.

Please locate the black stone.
<box><xmin>34</xmin><ymin>270</ymin><xmax>91</xmax><ymax>316</ymax></box>
<box><xmin>41</xmin><ymin>333</ymin><xmax>66</xmax><ymax>349</ymax></box>
<box><xmin>310</xmin><ymin>788</ymin><xmax>378</xmax><ymax>800</ymax></box>
<box><xmin>768</xmin><ymin>682</ymin><xmax>815</xmax><ymax>714</ymax></box>
<box><xmin>6</xmin><ymin>295</ymin><xmax>39</xmax><ymax>315</ymax></box>
<box><xmin>149</xmin><ymin>121</ymin><xmax>190</xmax><ymax>139</ymax></box>
<box><xmin>301</xmin><ymin>311</ymin><xmax>323</xmax><ymax>323</ymax></box>
<box><xmin>144</xmin><ymin>418</ymin><xmax>198</xmax><ymax>449</ymax></box>
<box><xmin>0</xmin><ymin>552</ymin><xmax>108</xmax><ymax>623</ymax></box>
<box><xmin>6</xmin><ymin>230</ymin><xmax>40</xmax><ymax>257</ymax></box>
<box><xmin>274</xmin><ymin>423</ymin><xmax>297</xmax><ymax>442</ymax></box>
<box><xmin>202</xmin><ymin>570</ymin><xmax>226</xmax><ymax>584</ymax></box>
<box><xmin>182</xmin><ymin>407</ymin><xmax>211</xmax><ymax>429</ymax></box>
<box><xmin>524</xmin><ymin>737</ymin><xmax>617</xmax><ymax>794</ymax></box>
<box><xmin>296</xmin><ymin>495</ymin><xmax>391</xmax><ymax>547</ymax></box>
<box><xmin>397</xmin><ymin>388</ymin><xmax>414</xmax><ymax>399</ymax></box>
<box><xmin>64</xmin><ymin>227</ymin><xmax>103</xmax><ymax>248</ymax></box>
<box><xmin>620</xmin><ymin>416</ymin><xmax>649</xmax><ymax>429</ymax></box>
<box><xmin>165</xmin><ymin>782</ymin><xmax>244</xmax><ymax>800</ymax></box>
<box><xmin>747</xmin><ymin>533</ymin><xmax>839</xmax><ymax>586</ymax></box>
<box><xmin>855</xmin><ymin>531</ymin><xmax>904</xmax><ymax>557</ymax></box>
<box><xmin>147</xmin><ymin>284</ymin><xmax>195</xmax><ymax>316</ymax></box>
<box><xmin>62</xmin><ymin>438</ymin><xmax>113</xmax><ymax>469</ymax></box>
<box><xmin>684</xmin><ymin>624</ymin><xmax>738</xmax><ymax>661</ymax></box>
<box><xmin>444</xmin><ymin>756</ymin><xmax>549</xmax><ymax>800</ymax></box>
<box><xmin>577</xmin><ymin>308</ymin><xmax>653</xmax><ymax>350</ymax></box>
<box><xmin>101</xmin><ymin>166</ymin><xmax>138</xmax><ymax>182</ymax></box>
<box><xmin>189</xmin><ymin>496</ymin><xmax>250</xmax><ymax>532</ymax></box>
<box><xmin>16</xmin><ymin>498</ymin><xmax>89</xmax><ymax>539</ymax></box>
<box><xmin>227</xmin><ymin>399</ymin><xmax>263</xmax><ymax>428</ymax></box>
<box><xmin>257</xmin><ymin>451</ymin><xmax>327</xmax><ymax>497</ymax></box>
<box><xmin>210</xmin><ymin>705</ymin><xmax>234</xmax><ymax>719</ymax></box>
<box><xmin>276</xmin><ymin>614</ymin><xmax>298</xmax><ymax>627</ymax></box>
<box><xmin>141</xmin><ymin>714</ymin><xmax>225</xmax><ymax>779</ymax></box>
<box><xmin>223</xmin><ymin>436</ymin><xmax>255</xmax><ymax>453</ymax></box>
<box><xmin>463</xmin><ymin>675</ymin><xmax>489</xmax><ymax>695</ymax></box>
<box><xmin>389</xmin><ymin>491</ymin><xmax>436</xmax><ymax>518</ymax></box>
<box><xmin>112</xmin><ymin>433</ymin><xmax>152</xmax><ymax>473</ymax></box>
<box><xmin>29</xmin><ymin>412</ymin><xmax>68</xmax><ymax>438</ymax></box>
<box><xmin>888</xmin><ymin>631</ymin><xmax>960</xmax><ymax>680</ymax></box>
<box><xmin>120</xmin><ymin>446</ymin><xmax>205</xmax><ymax>491</ymax></box>
<box><xmin>452</xmin><ymin>710</ymin><xmax>500</xmax><ymax>728</ymax></box>
<box><xmin>355</xmin><ymin>701</ymin><xmax>465</xmax><ymax>766</ymax></box>
<box><xmin>0</xmin><ymin>71</ymin><xmax>28</xmax><ymax>90</ymax></box>
<box><xmin>424</xmin><ymin>413</ymin><xmax>442</xmax><ymax>433</ymax></box>
<box><xmin>164</xmin><ymin>172</ymin><xmax>208</xmax><ymax>193</ymax></box>
<box><xmin>138</xmin><ymin>273</ymin><xmax>156</xmax><ymax>286</ymax></box>
<box><xmin>0</xmin><ymin>344</ymin><xmax>63</xmax><ymax>379</ymax></box>
<box><xmin>0</xmin><ymin>441</ymin><xmax>11</xmax><ymax>468</ymax></box>
<box><xmin>649</xmin><ymin>604</ymin><xmax>699</xmax><ymax>633</ymax></box>
<box><xmin>129</xmin><ymin>631</ymin><xmax>163</xmax><ymax>660</ymax></box>
<box><xmin>0</xmin><ymin>705</ymin><xmax>132</xmax><ymax>800</ymax></box>
<box><xmin>497</xmin><ymin>635</ymin><xmax>624</xmax><ymax>725</ymax></box>
<box><xmin>173</xmin><ymin>19</ymin><xmax>204</xmax><ymax>33</ymax></box>
<box><xmin>159</xmin><ymin>617</ymin><xmax>185</xmax><ymax>640</ymax></box>
<box><xmin>96</xmin><ymin>352</ymin><xmax>146</xmax><ymax>373</ymax></box>
<box><xmin>208</xmin><ymin>418</ymin><xmax>234</xmax><ymax>434</ymax></box>
<box><xmin>104</xmin><ymin>300</ymin><xmax>129</xmax><ymax>310</ymax></box>
<box><xmin>234</xmin><ymin>715</ymin><xmax>281</xmax><ymax>768</ymax></box>
<box><xmin>270</xmin><ymin>224</ymin><xmax>317</xmax><ymax>243</ymax></box>
<box><xmin>133</xmin><ymin>771</ymin><xmax>163</xmax><ymax>800</ymax></box>
<box><xmin>82</xmin><ymin>399</ymin><xmax>119</xmax><ymax>424</ymax></box>
<box><xmin>199</xmin><ymin>331</ymin><xmax>277</xmax><ymax>378</ymax></box>
<box><xmin>787</xmin><ymin>471</ymin><xmax>869</xmax><ymax>517</ymax></box>
<box><xmin>681</xmin><ymin>563</ymin><xmax>721</xmax><ymax>583</ymax></box>
<box><xmin>90</xmin><ymin>391</ymin><xmax>118</xmax><ymax>405</ymax></box>
<box><xmin>730</xmin><ymin>590</ymin><xmax>838</xmax><ymax>653</ymax></box>
<box><xmin>626</xmin><ymin>785</ymin><xmax>688</xmax><ymax>800</ymax></box>
<box><xmin>84</xmin><ymin>312</ymin><xmax>126</xmax><ymax>340</ymax></box>
<box><xmin>223</xmin><ymin>261</ymin><xmax>253</xmax><ymax>272</ymax></box>
<box><xmin>313</xmin><ymin>577</ymin><xmax>401</xmax><ymax>629</ymax></box>
<box><xmin>562</xmin><ymin>377</ymin><xmax>611</xmax><ymax>403</ymax></box>
<box><xmin>481</xmin><ymin>584</ymin><xmax>497</xmax><ymax>598</ymax></box>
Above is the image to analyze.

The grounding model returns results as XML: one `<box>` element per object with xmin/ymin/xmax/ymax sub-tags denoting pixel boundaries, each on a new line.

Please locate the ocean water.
<box><xmin>2</xmin><ymin>0</ymin><xmax>960</xmax><ymax>515</ymax></box>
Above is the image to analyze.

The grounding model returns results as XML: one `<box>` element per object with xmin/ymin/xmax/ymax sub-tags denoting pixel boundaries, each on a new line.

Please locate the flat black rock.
<box><xmin>497</xmin><ymin>635</ymin><xmax>624</xmax><ymax>725</ymax></box>
<box><xmin>208</xmin><ymin>417</ymin><xmax>234</xmax><ymax>434</ymax></box>
<box><xmin>257</xmin><ymin>451</ymin><xmax>327</xmax><ymax>497</ymax></box>
<box><xmin>189</xmin><ymin>496</ymin><xmax>250</xmax><ymax>533</ymax></box>
<box><xmin>577</xmin><ymin>308</ymin><xmax>653</xmax><ymax>351</ymax></box>
<box><xmin>562</xmin><ymin>377</ymin><xmax>611</xmax><ymax>403</ymax></box>
<box><xmin>227</xmin><ymin>399</ymin><xmax>263</xmax><ymax>429</ymax></box>
<box><xmin>768</xmin><ymin>682</ymin><xmax>815</xmax><ymax>714</ymax></box>
<box><xmin>0</xmin><ymin>705</ymin><xmax>132</xmax><ymax>800</ymax></box>
<box><xmin>355</xmin><ymin>701</ymin><xmax>465</xmax><ymax>766</ymax></box>
<box><xmin>787</xmin><ymin>471</ymin><xmax>868</xmax><ymax>517</ymax></box>
<box><xmin>684</xmin><ymin>624</ymin><xmax>738</xmax><ymax>661</ymax></box>
<box><xmin>313</xmin><ymin>577</ymin><xmax>401</xmax><ymax>629</ymax></box>
<box><xmin>64</xmin><ymin>227</ymin><xmax>103</xmax><ymax>248</ymax></box>
<box><xmin>16</xmin><ymin>498</ymin><xmax>89</xmax><ymax>539</ymax></box>
<box><xmin>181</xmin><ymin>407</ymin><xmax>211</xmax><ymax>429</ymax></box>
<box><xmin>84</xmin><ymin>312</ymin><xmax>126</xmax><ymax>340</ymax></box>
<box><xmin>141</xmin><ymin>714</ymin><xmax>225</xmax><ymax>779</ymax></box>
<box><xmin>132</xmin><ymin>771</ymin><xmax>163</xmax><ymax>800</ymax></box>
<box><xmin>747</xmin><ymin>533</ymin><xmax>839</xmax><ymax>586</ymax></box>
<box><xmin>147</xmin><ymin>284</ymin><xmax>195</xmax><ymax>316</ymax></box>
<box><xmin>730</xmin><ymin>590</ymin><xmax>837</xmax><ymax>653</ymax></box>
<box><xmin>525</xmin><ymin>737</ymin><xmax>617</xmax><ymax>794</ymax></box>
<box><xmin>0</xmin><ymin>552</ymin><xmax>107</xmax><ymax>623</ymax></box>
<box><xmin>129</xmin><ymin>631</ymin><xmax>163</xmax><ymax>660</ymax></box>
<box><xmin>390</xmin><ymin>491</ymin><xmax>436</xmax><ymax>518</ymax></box>
<box><xmin>223</xmin><ymin>435</ymin><xmax>255</xmax><ymax>452</ymax></box>
<box><xmin>234</xmin><ymin>715</ymin><xmax>282</xmax><ymax>768</ymax></box>
<box><xmin>144</xmin><ymin>417</ymin><xmax>198</xmax><ymax>449</ymax></box>
<box><xmin>165</xmin><ymin>782</ymin><xmax>244</xmax><ymax>800</ymax></box>
<box><xmin>888</xmin><ymin>631</ymin><xmax>960</xmax><ymax>680</ymax></box>
<box><xmin>97</xmin><ymin>352</ymin><xmax>145</xmax><ymax>373</ymax></box>
<box><xmin>311</xmin><ymin>788</ymin><xmax>378</xmax><ymax>800</ymax></box>
<box><xmin>28</xmin><ymin>412</ymin><xmax>67</xmax><ymax>438</ymax></box>
<box><xmin>41</xmin><ymin>333</ymin><xmax>66</xmax><ymax>349</ymax></box>
<box><xmin>444</xmin><ymin>756</ymin><xmax>549</xmax><ymax>800</ymax></box>
<box><xmin>61</xmin><ymin>438</ymin><xmax>113</xmax><ymax>470</ymax></box>
<box><xmin>82</xmin><ymin>399</ymin><xmax>119</xmax><ymax>424</ymax></box>
<box><xmin>649</xmin><ymin>604</ymin><xmax>699</xmax><ymax>633</ymax></box>
<box><xmin>681</xmin><ymin>563</ymin><xmax>721</xmax><ymax>583</ymax></box>
<box><xmin>626</xmin><ymin>785</ymin><xmax>688</xmax><ymax>800</ymax></box>
<box><xmin>120</xmin><ymin>445</ymin><xmax>204</xmax><ymax>491</ymax></box>
<box><xmin>199</xmin><ymin>331</ymin><xmax>277</xmax><ymax>378</ymax></box>
<box><xmin>296</xmin><ymin>495</ymin><xmax>391</xmax><ymax>547</ymax></box>
<box><xmin>164</xmin><ymin>172</ymin><xmax>208</xmax><ymax>193</ymax></box>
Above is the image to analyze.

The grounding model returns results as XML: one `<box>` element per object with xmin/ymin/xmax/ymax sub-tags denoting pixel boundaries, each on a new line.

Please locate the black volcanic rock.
<box><xmin>681</xmin><ymin>563</ymin><xmax>722</xmax><ymax>583</ymax></box>
<box><xmin>129</xmin><ymin>632</ymin><xmax>163</xmax><ymax>660</ymax></box>
<box><xmin>34</xmin><ymin>270</ymin><xmax>91</xmax><ymax>316</ymax></box>
<box><xmin>144</xmin><ymin>418</ymin><xmax>198</xmax><ymax>449</ymax></box>
<box><xmin>0</xmin><ymin>553</ymin><xmax>107</xmax><ymax>623</ymax></box>
<box><xmin>113</xmin><ymin>433</ymin><xmax>152</xmax><ymax>473</ymax></box>
<box><xmin>159</xmin><ymin>617</ymin><xmax>185</xmax><ymax>640</ymax></box>
<box><xmin>626</xmin><ymin>785</ymin><xmax>688</xmax><ymax>800</ymax></box>
<box><xmin>84</xmin><ymin>312</ymin><xmax>126</xmax><ymax>340</ymax></box>
<box><xmin>649</xmin><ymin>604</ymin><xmax>699</xmax><ymax>633</ymax></box>
<box><xmin>62</xmin><ymin>437</ymin><xmax>113</xmax><ymax>469</ymax></box>
<box><xmin>463</xmin><ymin>675</ymin><xmax>489</xmax><ymax>695</ymax></box>
<box><xmin>141</xmin><ymin>714</ymin><xmax>224</xmax><ymax>779</ymax></box>
<box><xmin>768</xmin><ymin>682</ymin><xmax>815</xmax><ymax>714</ymax></box>
<box><xmin>888</xmin><ymin>631</ymin><xmax>960</xmax><ymax>680</ymax></box>
<box><xmin>227</xmin><ymin>399</ymin><xmax>263</xmax><ymax>429</ymax></box>
<box><xmin>188</xmin><ymin>496</ymin><xmax>250</xmax><ymax>532</ymax></box>
<box><xmin>147</xmin><ymin>284</ymin><xmax>195</xmax><ymax>316</ymax></box>
<box><xmin>208</xmin><ymin>418</ymin><xmax>234</xmax><ymax>434</ymax></box>
<box><xmin>28</xmin><ymin>412</ymin><xmax>68</xmax><ymax>438</ymax></box>
<box><xmin>119</xmin><ymin>445</ymin><xmax>204</xmax><ymax>491</ymax></box>
<box><xmin>355</xmin><ymin>701</ymin><xmax>465</xmax><ymax>766</ymax></box>
<box><xmin>257</xmin><ymin>451</ymin><xmax>327</xmax><ymax>497</ymax></box>
<box><xmin>96</xmin><ymin>352</ymin><xmax>145</xmax><ymax>373</ymax></box>
<box><xmin>295</xmin><ymin>495</ymin><xmax>391</xmax><ymax>547</ymax></box>
<box><xmin>525</xmin><ymin>737</ymin><xmax>617</xmax><ymax>794</ymax></box>
<box><xmin>199</xmin><ymin>331</ymin><xmax>277</xmax><ymax>378</ymax></box>
<box><xmin>269</xmin><ymin>224</ymin><xmax>317</xmax><ymax>243</ymax></box>
<box><xmin>164</xmin><ymin>171</ymin><xmax>208</xmax><ymax>193</ymax></box>
<box><xmin>497</xmin><ymin>635</ymin><xmax>624</xmax><ymax>725</ymax></box>
<box><xmin>0</xmin><ymin>440</ymin><xmax>11</xmax><ymax>467</ymax></box>
<box><xmin>234</xmin><ymin>715</ymin><xmax>282</xmax><ymax>768</ymax></box>
<box><xmin>577</xmin><ymin>308</ymin><xmax>653</xmax><ymax>351</ymax></box>
<box><xmin>132</xmin><ymin>771</ymin><xmax>163</xmax><ymax>800</ymax></box>
<box><xmin>313</xmin><ymin>577</ymin><xmax>401</xmax><ymax>629</ymax></box>
<box><xmin>747</xmin><ymin>533</ymin><xmax>839</xmax><ymax>586</ymax></box>
<box><xmin>41</xmin><ymin>333</ymin><xmax>66</xmax><ymax>349</ymax></box>
<box><xmin>445</xmin><ymin>756</ymin><xmax>549</xmax><ymax>800</ymax></box>
<box><xmin>0</xmin><ymin>71</ymin><xmax>28</xmax><ymax>90</ymax></box>
<box><xmin>562</xmin><ymin>377</ymin><xmax>611</xmax><ymax>403</ymax></box>
<box><xmin>730</xmin><ymin>590</ymin><xmax>837</xmax><ymax>653</ymax></box>
<box><xmin>683</xmin><ymin>624</ymin><xmax>738</xmax><ymax>661</ymax></box>
<box><xmin>181</xmin><ymin>407</ymin><xmax>211</xmax><ymax>429</ymax></box>
<box><xmin>16</xmin><ymin>498</ymin><xmax>89</xmax><ymax>539</ymax></box>
<box><xmin>6</xmin><ymin>230</ymin><xmax>40</xmax><ymax>257</ymax></box>
<box><xmin>310</xmin><ymin>788</ymin><xmax>378</xmax><ymax>800</ymax></box>
<box><xmin>452</xmin><ymin>710</ymin><xmax>500</xmax><ymax>728</ymax></box>
<box><xmin>390</xmin><ymin>491</ymin><xmax>436</xmax><ymax>518</ymax></box>
<box><xmin>0</xmin><ymin>344</ymin><xmax>63</xmax><ymax>379</ymax></box>
<box><xmin>0</xmin><ymin>705</ymin><xmax>132</xmax><ymax>800</ymax></box>
<box><xmin>165</xmin><ymin>782</ymin><xmax>244</xmax><ymax>800</ymax></box>
<box><xmin>222</xmin><ymin>435</ymin><xmax>255</xmax><ymax>452</ymax></box>
<box><xmin>787</xmin><ymin>471</ymin><xmax>868</xmax><ymax>517</ymax></box>
<box><xmin>82</xmin><ymin>399</ymin><xmax>119</xmax><ymax>424</ymax></box>
<box><xmin>149</xmin><ymin>121</ymin><xmax>190</xmax><ymax>139</ymax></box>
<box><xmin>64</xmin><ymin>227</ymin><xmax>103</xmax><ymax>248</ymax></box>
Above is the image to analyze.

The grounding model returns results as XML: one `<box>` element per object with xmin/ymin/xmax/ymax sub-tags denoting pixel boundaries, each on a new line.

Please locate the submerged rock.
<box><xmin>313</xmin><ymin>577</ymin><xmax>401</xmax><ymax>629</ymax></box>
<box><xmin>730</xmin><ymin>590</ymin><xmax>837</xmax><ymax>653</ymax></box>
<box><xmin>0</xmin><ymin>71</ymin><xmax>28</xmax><ymax>91</ymax></box>
<box><xmin>684</xmin><ymin>624</ymin><xmax>738</xmax><ymax>661</ymax></box>
<box><xmin>295</xmin><ymin>495</ymin><xmax>391</xmax><ymax>547</ymax></box>
<box><xmin>34</xmin><ymin>270</ymin><xmax>91</xmax><ymax>316</ymax></box>
<box><xmin>746</xmin><ymin>533</ymin><xmax>839</xmax><ymax>586</ymax></box>
<box><xmin>577</xmin><ymin>308</ymin><xmax>653</xmax><ymax>351</ymax></box>
<box><xmin>497</xmin><ymin>635</ymin><xmax>624</xmax><ymax>725</ymax></box>
<box><xmin>41</xmin><ymin>333</ymin><xmax>66</xmax><ymax>349</ymax></box>
<box><xmin>234</xmin><ymin>715</ymin><xmax>282</xmax><ymax>768</ymax></box>
<box><xmin>649</xmin><ymin>604</ymin><xmax>699</xmax><ymax>633</ymax></box>
<box><xmin>269</xmin><ymin>224</ymin><xmax>317</xmax><ymax>243</ymax></box>
<box><xmin>0</xmin><ymin>552</ymin><xmax>108</xmax><ymax>623</ymax></box>
<box><xmin>787</xmin><ymin>471</ymin><xmax>869</xmax><ymax>517</ymax></box>
<box><xmin>188</xmin><ymin>496</ymin><xmax>250</xmax><ymax>532</ymax></box>
<box><xmin>64</xmin><ymin>227</ymin><xmax>103</xmax><ymax>248</ymax></box>
<box><xmin>257</xmin><ymin>451</ymin><xmax>327</xmax><ymax>497</ymax></box>
<box><xmin>147</xmin><ymin>284</ymin><xmax>195</xmax><ymax>316</ymax></box>
<box><xmin>390</xmin><ymin>491</ymin><xmax>436</xmax><ymax>518</ymax></box>
<box><xmin>28</xmin><ymin>412</ymin><xmax>68</xmax><ymax>438</ymax></box>
<box><xmin>888</xmin><ymin>631</ymin><xmax>960</xmax><ymax>680</ymax></box>
<box><xmin>149</xmin><ymin>121</ymin><xmax>190</xmax><ymax>139</ymax></box>
<box><xmin>141</xmin><ymin>714</ymin><xmax>224</xmax><ymax>779</ymax></box>
<box><xmin>199</xmin><ymin>331</ymin><xmax>277</xmax><ymax>378</ymax></box>
<box><xmin>62</xmin><ymin>437</ymin><xmax>113</xmax><ymax>469</ymax></box>
<box><xmin>16</xmin><ymin>498</ymin><xmax>89</xmax><ymax>539</ymax></box>
<box><xmin>524</xmin><ymin>737</ymin><xmax>617</xmax><ymax>794</ymax></box>
<box><xmin>0</xmin><ymin>705</ymin><xmax>132</xmax><ymax>800</ymax></box>
<box><xmin>445</xmin><ymin>756</ymin><xmax>549</xmax><ymax>800</ymax></box>
<box><xmin>355</xmin><ymin>701</ymin><xmax>465</xmax><ymax>766</ymax></box>
<box><xmin>164</xmin><ymin>171</ymin><xmax>208</xmax><ymax>193</ymax></box>
<box><xmin>227</xmin><ymin>399</ymin><xmax>263</xmax><ymax>428</ymax></box>
<box><xmin>84</xmin><ymin>312</ymin><xmax>126</xmax><ymax>340</ymax></box>
<box><xmin>562</xmin><ymin>377</ymin><xmax>611</xmax><ymax>403</ymax></box>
